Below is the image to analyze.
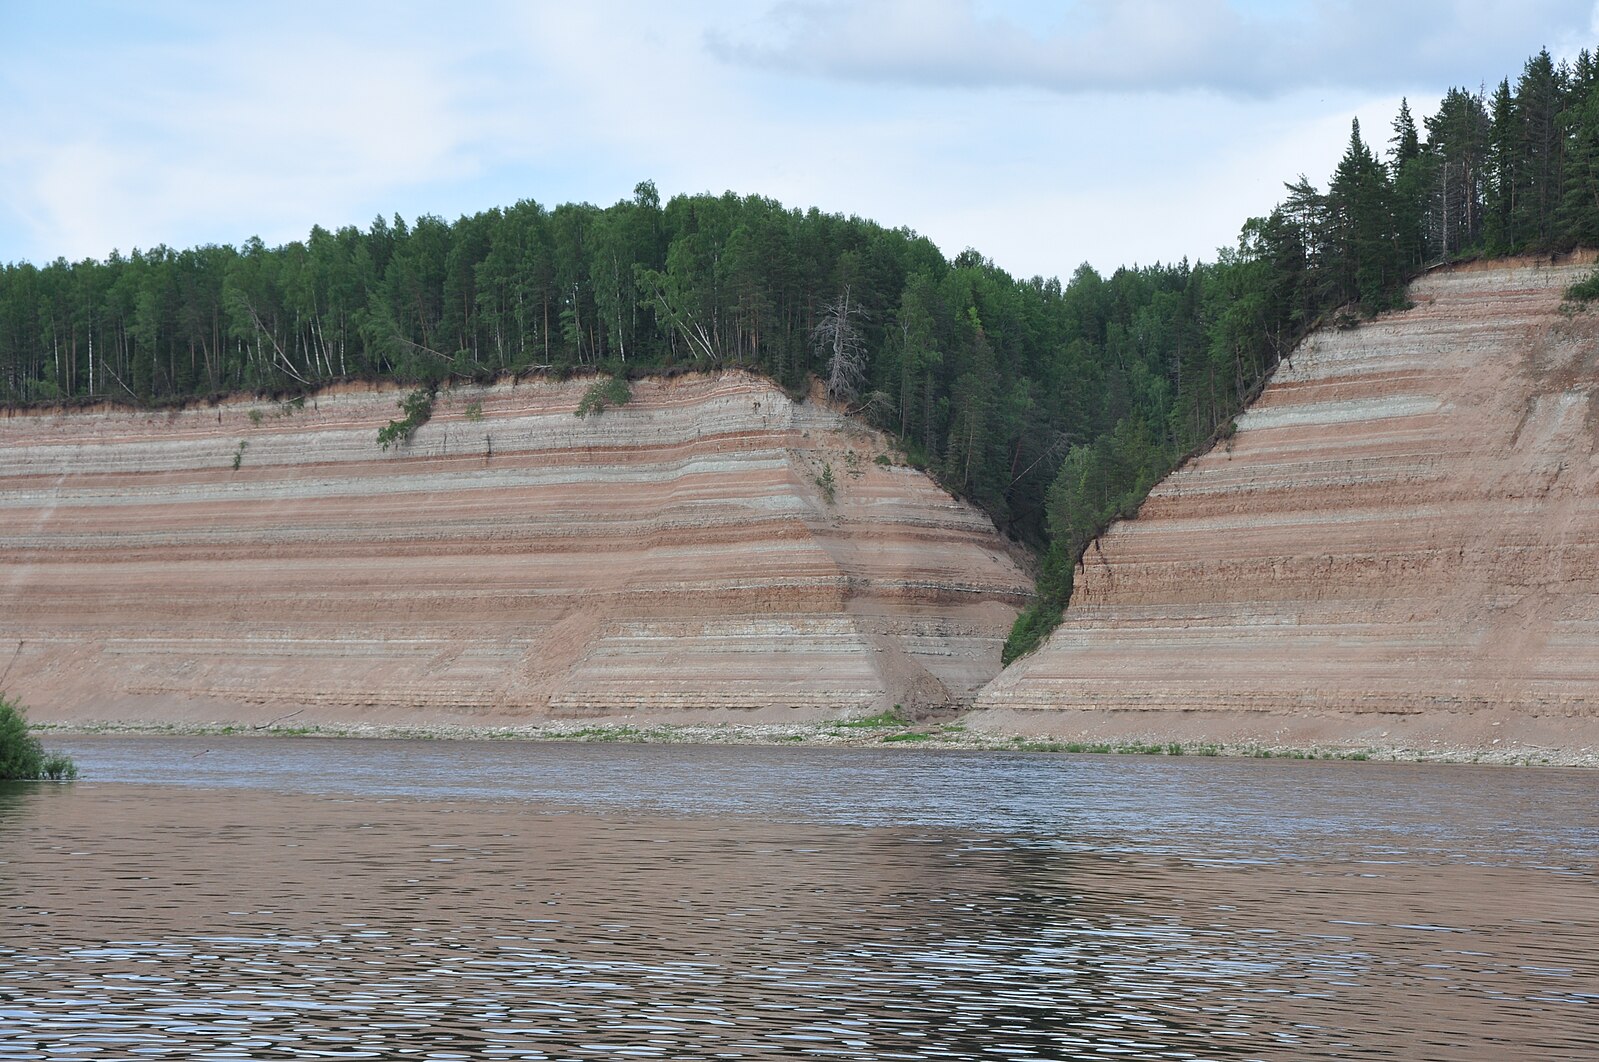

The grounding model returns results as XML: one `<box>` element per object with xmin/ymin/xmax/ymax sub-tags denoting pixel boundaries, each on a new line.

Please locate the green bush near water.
<box><xmin>0</xmin><ymin>694</ymin><xmax>77</xmax><ymax>780</ymax></box>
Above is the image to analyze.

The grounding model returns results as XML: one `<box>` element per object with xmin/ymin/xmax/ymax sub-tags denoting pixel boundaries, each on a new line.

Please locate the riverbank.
<box><xmin>32</xmin><ymin>716</ymin><xmax>1598</xmax><ymax>768</ymax></box>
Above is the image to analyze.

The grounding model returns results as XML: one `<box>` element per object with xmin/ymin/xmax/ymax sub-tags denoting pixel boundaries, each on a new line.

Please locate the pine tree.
<box><xmin>1425</xmin><ymin>87</ymin><xmax>1491</xmax><ymax>256</ymax></box>
<box><xmin>1328</xmin><ymin>119</ymin><xmax>1402</xmax><ymax>309</ymax></box>
<box><xmin>1390</xmin><ymin>99</ymin><xmax>1431</xmax><ymax>268</ymax></box>
<box><xmin>1485</xmin><ymin>79</ymin><xmax>1518</xmax><ymax>252</ymax></box>
<box><xmin>1559</xmin><ymin>49</ymin><xmax>1599</xmax><ymax>246</ymax></box>
<box><xmin>1390</xmin><ymin>98</ymin><xmax>1421</xmax><ymax>166</ymax></box>
<box><xmin>1513</xmin><ymin>50</ymin><xmax>1567</xmax><ymax>250</ymax></box>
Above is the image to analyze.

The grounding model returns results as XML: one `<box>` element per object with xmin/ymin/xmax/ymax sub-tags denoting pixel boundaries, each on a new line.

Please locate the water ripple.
<box><xmin>0</xmin><ymin>741</ymin><xmax>1594</xmax><ymax>1060</ymax></box>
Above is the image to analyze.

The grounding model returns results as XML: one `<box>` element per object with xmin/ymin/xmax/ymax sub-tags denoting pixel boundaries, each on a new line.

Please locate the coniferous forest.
<box><xmin>3</xmin><ymin>46</ymin><xmax>1596</xmax><ymax>659</ymax></box>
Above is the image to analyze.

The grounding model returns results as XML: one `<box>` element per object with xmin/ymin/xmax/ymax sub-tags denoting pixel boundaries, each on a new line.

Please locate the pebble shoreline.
<box><xmin>34</xmin><ymin>719</ymin><xmax>1599</xmax><ymax>769</ymax></box>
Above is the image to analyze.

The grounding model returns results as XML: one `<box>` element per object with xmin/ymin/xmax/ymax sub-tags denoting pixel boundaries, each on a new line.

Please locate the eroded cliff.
<box><xmin>1</xmin><ymin>373</ymin><xmax>1030</xmax><ymax>726</ymax></box>
<box><xmin>977</xmin><ymin>258</ymin><xmax>1599</xmax><ymax>751</ymax></box>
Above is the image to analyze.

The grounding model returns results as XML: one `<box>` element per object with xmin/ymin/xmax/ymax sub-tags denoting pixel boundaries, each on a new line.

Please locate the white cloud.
<box><xmin>0</xmin><ymin>2</ymin><xmax>501</xmax><ymax>260</ymax></box>
<box><xmin>0</xmin><ymin>0</ymin><xmax>1592</xmax><ymax>280</ymax></box>
<box><xmin>709</xmin><ymin>0</ymin><xmax>1595</xmax><ymax>96</ymax></box>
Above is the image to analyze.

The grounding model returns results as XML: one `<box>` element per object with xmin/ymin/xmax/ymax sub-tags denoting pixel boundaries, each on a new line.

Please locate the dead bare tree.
<box><xmin>812</xmin><ymin>286</ymin><xmax>868</xmax><ymax>405</ymax></box>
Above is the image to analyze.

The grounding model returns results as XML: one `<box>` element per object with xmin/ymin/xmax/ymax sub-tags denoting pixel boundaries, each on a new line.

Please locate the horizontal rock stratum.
<box><xmin>976</xmin><ymin>257</ymin><xmax>1599</xmax><ymax>752</ymax></box>
<box><xmin>1</xmin><ymin>373</ymin><xmax>1030</xmax><ymax>727</ymax></box>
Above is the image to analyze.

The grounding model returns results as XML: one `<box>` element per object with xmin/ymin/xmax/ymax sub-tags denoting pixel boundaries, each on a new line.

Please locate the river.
<box><xmin>2</xmin><ymin>737</ymin><xmax>1595</xmax><ymax>1060</ymax></box>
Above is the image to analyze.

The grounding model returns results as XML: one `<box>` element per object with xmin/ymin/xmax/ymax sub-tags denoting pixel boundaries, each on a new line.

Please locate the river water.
<box><xmin>1</xmin><ymin>737</ymin><xmax>1595</xmax><ymax>1060</ymax></box>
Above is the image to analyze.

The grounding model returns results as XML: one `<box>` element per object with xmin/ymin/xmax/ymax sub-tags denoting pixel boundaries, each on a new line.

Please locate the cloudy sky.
<box><xmin>3</xmin><ymin>1</ymin><xmax>1596</xmax><ymax>279</ymax></box>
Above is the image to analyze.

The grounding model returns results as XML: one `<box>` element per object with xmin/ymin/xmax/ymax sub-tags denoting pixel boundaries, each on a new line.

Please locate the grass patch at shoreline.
<box><xmin>833</xmin><ymin>708</ymin><xmax>910</xmax><ymax>729</ymax></box>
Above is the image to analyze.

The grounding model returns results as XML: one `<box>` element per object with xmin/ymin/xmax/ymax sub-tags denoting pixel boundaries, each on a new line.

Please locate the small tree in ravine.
<box><xmin>815</xmin><ymin>462</ymin><xmax>837</xmax><ymax>504</ymax></box>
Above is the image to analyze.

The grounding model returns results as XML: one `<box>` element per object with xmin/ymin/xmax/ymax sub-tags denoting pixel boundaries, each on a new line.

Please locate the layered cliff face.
<box><xmin>1</xmin><ymin>373</ymin><xmax>1029</xmax><ymax>726</ymax></box>
<box><xmin>978</xmin><ymin>258</ymin><xmax>1599</xmax><ymax>749</ymax></box>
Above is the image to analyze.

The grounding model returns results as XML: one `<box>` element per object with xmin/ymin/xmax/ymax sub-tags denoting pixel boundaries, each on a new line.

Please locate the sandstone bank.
<box><xmin>976</xmin><ymin>257</ymin><xmax>1599</xmax><ymax>754</ymax></box>
<box><xmin>1</xmin><ymin>373</ymin><xmax>1029</xmax><ymax>727</ymax></box>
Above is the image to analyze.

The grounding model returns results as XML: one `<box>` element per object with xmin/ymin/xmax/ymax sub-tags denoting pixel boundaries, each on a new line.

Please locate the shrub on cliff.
<box><xmin>1566</xmin><ymin>270</ymin><xmax>1599</xmax><ymax>302</ymax></box>
<box><xmin>377</xmin><ymin>387</ymin><xmax>436</xmax><ymax>450</ymax></box>
<box><xmin>0</xmin><ymin>694</ymin><xmax>76</xmax><ymax>780</ymax></box>
<box><xmin>574</xmin><ymin>376</ymin><xmax>632</xmax><ymax>417</ymax></box>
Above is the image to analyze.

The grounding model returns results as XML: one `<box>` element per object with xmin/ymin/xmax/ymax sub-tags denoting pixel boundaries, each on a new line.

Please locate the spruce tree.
<box><xmin>1559</xmin><ymin>50</ymin><xmax>1599</xmax><ymax>246</ymax></box>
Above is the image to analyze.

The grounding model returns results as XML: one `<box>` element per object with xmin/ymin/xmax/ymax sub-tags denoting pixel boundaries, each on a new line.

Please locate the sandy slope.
<box><xmin>974</xmin><ymin>257</ymin><xmax>1599</xmax><ymax>756</ymax></box>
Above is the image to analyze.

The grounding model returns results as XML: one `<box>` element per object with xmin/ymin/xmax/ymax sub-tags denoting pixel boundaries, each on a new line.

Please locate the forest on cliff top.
<box><xmin>2</xmin><ymin>45</ymin><xmax>1596</xmax><ymax>659</ymax></box>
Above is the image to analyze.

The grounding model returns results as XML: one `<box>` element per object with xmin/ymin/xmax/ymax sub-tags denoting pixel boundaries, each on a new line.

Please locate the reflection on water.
<box><xmin>0</xmin><ymin>740</ymin><xmax>1595</xmax><ymax>1060</ymax></box>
